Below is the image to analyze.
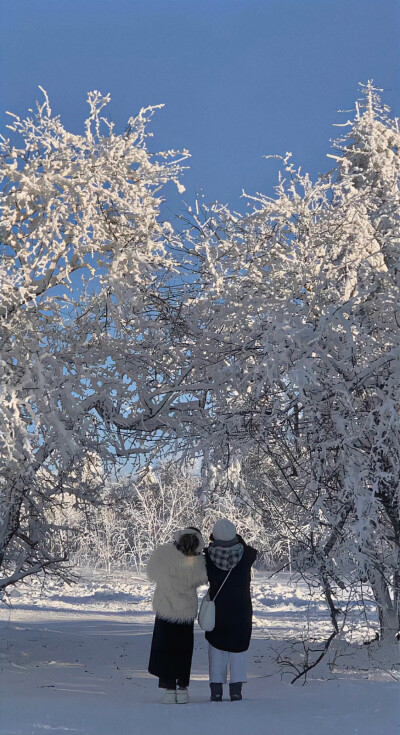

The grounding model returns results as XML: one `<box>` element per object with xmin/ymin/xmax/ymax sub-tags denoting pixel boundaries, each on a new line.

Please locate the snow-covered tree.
<box><xmin>122</xmin><ymin>464</ymin><xmax>201</xmax><ymax>570</ymax></box>
<box><xmin>0</xmin><ymin>90</ymin><xmax>188</xmax><ymax>591</ymax></box>
<box><xmin>66</xmin><ymin>463</ymin><xmax>201</xmax><ymax>572</ymax></box>
<box><xmin>177</xmin><ymin>83</ymin><xmax>400</xmax><ymax>640</ymax></box>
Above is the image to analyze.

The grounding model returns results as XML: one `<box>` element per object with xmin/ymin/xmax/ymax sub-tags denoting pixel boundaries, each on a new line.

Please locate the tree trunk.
<box><xmin>368</xmin><ymin>566</ymin><xmax>399</xmax><ymax>640</ymax></box>
<box><xmin>0</xmin><ymin>484</ymin><xmax>24</xmax><ymax>567</ymax></box>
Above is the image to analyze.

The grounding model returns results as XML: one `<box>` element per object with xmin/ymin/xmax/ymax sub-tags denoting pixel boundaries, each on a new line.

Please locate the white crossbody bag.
<box><xmin>198</xmin><ymin>567</ymin><xmax>233</xmax><ymax>632</ymax></box>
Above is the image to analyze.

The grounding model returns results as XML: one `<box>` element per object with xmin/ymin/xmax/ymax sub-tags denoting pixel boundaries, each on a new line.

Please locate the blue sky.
<box><xmin>1</xmin><ymin>0</ymin><xmax>399</xmax><ymax>211</ymax></box>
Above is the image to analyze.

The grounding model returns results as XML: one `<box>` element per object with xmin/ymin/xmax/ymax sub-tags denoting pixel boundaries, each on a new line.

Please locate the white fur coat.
<box><xmin>147</xmin><ymin>543</ymin><xmax>207</xmax><ymax>623</ymax></box>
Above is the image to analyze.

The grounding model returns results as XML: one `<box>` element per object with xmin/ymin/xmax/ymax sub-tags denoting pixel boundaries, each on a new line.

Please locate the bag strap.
<box><xmin>212</xmin><ymin>566</ymin><xmax>233</xmax><ymax>602</ymax></box>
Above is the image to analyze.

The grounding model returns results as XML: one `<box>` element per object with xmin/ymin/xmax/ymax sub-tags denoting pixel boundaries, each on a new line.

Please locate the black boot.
<box><xmin>229</xmin><ymin>682</ymin><xmax>242</xmax><ymax>701</ymax></box>
<box><xmin>210</xmin><ymin>683</ymin><xmax>223</xmax><ymax>702</ymax></box>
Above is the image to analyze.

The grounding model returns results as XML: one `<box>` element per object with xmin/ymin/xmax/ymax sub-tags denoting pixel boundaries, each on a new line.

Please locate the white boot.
<box><xmin>162</xmin><ymin>690</ymin><xmax>176</xmax><ymax>704</ymax></box>
<box><xmin>176</xmin><ymin>688</ymin><xmax>189</xmax><ymax>704</ymax></box>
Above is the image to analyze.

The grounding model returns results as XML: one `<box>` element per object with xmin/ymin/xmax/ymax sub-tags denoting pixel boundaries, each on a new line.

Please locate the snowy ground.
<box><xmin>0</xmin><ymin>570</ymin><xmax>398</xmax><ymax>735</ymax></box>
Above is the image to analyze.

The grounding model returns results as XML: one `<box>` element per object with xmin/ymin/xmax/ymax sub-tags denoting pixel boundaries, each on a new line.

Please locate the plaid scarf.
<box><xmin>208</xmin><ymin>543</ymin><xmax>244</xmax><ymax>570</ymax></box>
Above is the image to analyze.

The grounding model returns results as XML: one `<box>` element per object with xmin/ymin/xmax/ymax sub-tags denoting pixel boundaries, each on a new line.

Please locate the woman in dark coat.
<box><xmin>204</xmin><ymin>519</ymin><xmax>257</xmax><ymax>702</ymax></box>
<box><xmin>147</xmin><ymin>527</ymin><xmax>207</xmax><ymax>704</ymax></box>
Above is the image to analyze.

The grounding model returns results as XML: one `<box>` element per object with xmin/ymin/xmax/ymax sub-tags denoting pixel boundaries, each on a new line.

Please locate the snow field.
<box><xmin>0</xmin><ymin>571</ymin><xmax>398</xmax><ymax>735</ymax></box>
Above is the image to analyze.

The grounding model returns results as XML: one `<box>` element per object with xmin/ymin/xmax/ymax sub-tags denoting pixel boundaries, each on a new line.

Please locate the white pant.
<box><xmin>208</xmin><ymin>644</ymin><xmax>247</xmax><ymax>684</ymax></box>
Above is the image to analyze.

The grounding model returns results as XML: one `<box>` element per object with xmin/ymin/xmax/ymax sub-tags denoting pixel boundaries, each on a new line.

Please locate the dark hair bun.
<box><xmin>178</xmin><ymin>533</ymin><xmax>200</xmax><ymax>556</ymax></box>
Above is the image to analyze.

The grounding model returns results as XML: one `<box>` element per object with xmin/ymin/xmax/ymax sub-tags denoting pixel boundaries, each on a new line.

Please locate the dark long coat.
<box><xmin>205</xmin><ymin>540</ymin><xmax>257</xmax><ymax>653</ymax></box>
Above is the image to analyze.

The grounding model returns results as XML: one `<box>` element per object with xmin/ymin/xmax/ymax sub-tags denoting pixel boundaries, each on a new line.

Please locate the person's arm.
<box><xmin>196</xmin><ymin>555</ymin><xmax>208</xmax><ymax>586</ymax></box>
<box><xmin>249</xmin><ymin>547</ymin><xmax>258</xmax><ymax>566</ymax></box>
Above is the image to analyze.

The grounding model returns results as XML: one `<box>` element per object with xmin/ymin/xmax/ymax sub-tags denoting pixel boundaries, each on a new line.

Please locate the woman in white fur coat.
<box><xmin>147</xmin><ymin>527</ymin><xmax>207</xmax><ymax>704</ymax></box>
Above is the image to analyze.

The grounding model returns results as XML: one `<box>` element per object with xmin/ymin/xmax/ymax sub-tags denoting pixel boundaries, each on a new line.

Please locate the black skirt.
<box><xmin>148</xmin><ymin>616</ymin><xmax>194</xmax><ymax>686</ymax></box>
